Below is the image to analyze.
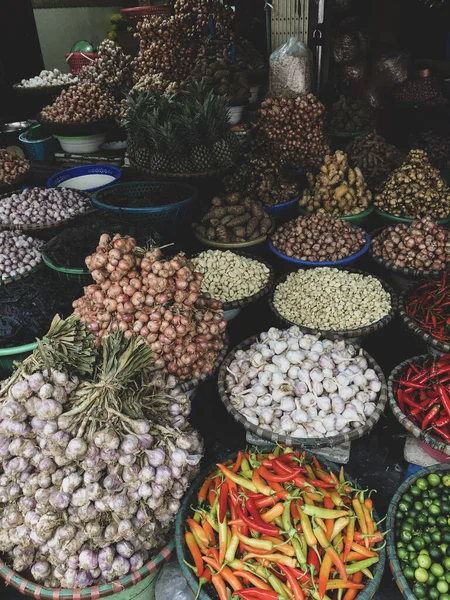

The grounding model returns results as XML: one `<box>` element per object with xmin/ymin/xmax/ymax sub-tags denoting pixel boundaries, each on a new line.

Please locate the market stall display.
<box><xmin>124</xmin><ymin>84</ymin><xmax>239</xmax><ymax>176</ymax></box>
<box><xmin>269</xmin><ymin>36</ymin><xmax>314</xmax><ymax>98</ymax></box>
<box><xmin>389</xmin><ymin>354</ymin><xmax>450</xmax><ymax>458</ymax></box>
<box><xmin>411</xmin><ymin>130</ymin><xmax>450</xmax><ymax>171</ymax></box>
<box><xmin>327</xmin><ymin>95</ymin><xmax>375</xmax><ymax>134</ymax></box>
<box><xmin>387</xmin><ymin>465</ymin><xmax>450</xmax><ymax>600</ymax></box>
<box><xmin>177</xmin><ymin>448</ymin><xmax>386</xmax><ymax>600</ymax></box>
<box><xmin>253</xmin><ymin>95</ymin><xmax>330</xmax><ymax>171</ymax></box>
<box><xmin>374</xmin><ymin>150</ymin><xmax>450</xmax><ymax>220</ymax></box>
<box><xmin>400</xmin><ymin>275</ymin><xmax>450</xmax><ymax>354</ymax></box>
<box><xmin>393</xmin><ymin>69</ymin><xmax>446</xmax><ymax>106</ymax></box>
<box><xmin>0</xmin><ymin>231</ymin><xmax>43</xmax><ymax>283</ymax></box>
<box><xmin>0</xmin><ymin>187</ymin><xmax>90</xmax><ymax>230</ymax></box>
<box><xmin>14</xmin><ymin>69</ymin><xmax>77</xmax><ymax>90</ymax></box>
<box><xmin>194</xmin><ymin>193</ymin><xmax>274</xmax><ymax>246</ymax></box>
<box><xmin>271</xmin><ymin>268</ymin><xmax>395</xmax><ymax>338</ymax></box>
<box><xmin>299</xmin><ymin>150</ymin><xmax>372</xmax><ymax>216</ymax></box>
<box><xmin>219</xmin><ymin>326</ymin><xmax>386</xmax><ymax>444</ymax></box>
<box><xmin>0</xmin><ymin>315</ymin><xmax>202</xmax><ymax>588</ymax></box>
<box><xmin>47</xmin><ymin>165</ymin><xmax>121</xmax><ymax>193</ymax></box>
<box><xmin>270</xmin><ymin>214</ymin><xmax>369</xmax><ymax>266</ymax></box>
<box><xmin>77</xmin><ymin>39</ymin><xmax>133</xmax><ymax>93</ymax></box>
<box><xmin>0</xmin><ymin>150</ymin><xmax>29</xmax><ymax>190</ymax></box>
<box><xmin>223</xmin><ymin>152</ymin><xmax>299</xmax><ymax>211</ymax></box>
<box><xmin>371</xmin><ymin>217</ymin><xmax>450</xmax><ymax>272</ymax></box>
<box><xmin>347</xmin><ymin>131</ymin><xmax>404</xmax><ymax>190</ymax></box>
<box><xmin>73</xmin><ymin>234</ymin><xmax>227</xmax><ymax>382</ymax></box>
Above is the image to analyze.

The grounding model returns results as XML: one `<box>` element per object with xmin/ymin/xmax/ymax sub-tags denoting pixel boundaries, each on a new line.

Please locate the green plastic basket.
<box><xmin>298</xmin><ymin>204</ymin><xmax>374</xmax><ymax>226</ymax></box>
<box><xmin>0</xmin><ymin>341</ymin><xmax>37</xmax><ymax>374</ymax></box>
<box><xmin>386</xmin><ymin>464</ymin><xmax>450</xmax><ymax>600</ymax></box>
<box><xmin>374</xmin><ymin>207</ymin><xmax>450</xmax><ymax>225</ymax></box>
<box><xmin>42</xmin><ymin>251</ymin><xmax>92</xmax><ymax>285</ymax></box>
<box><xmin>176</xmin><ymin>450</ymin><xmax>386</xmax><ymax>600</ymax></box>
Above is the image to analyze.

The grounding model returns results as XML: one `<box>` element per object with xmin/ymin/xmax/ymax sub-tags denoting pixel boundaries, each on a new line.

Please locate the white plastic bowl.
<box><xmin>54</xmin><ymin>132</ymin><xmax>107</xmax><ymax>154</ymax></box>
<box><xmin>227</xmin><ymin>105</ymin><xmax>245</xmax><ymax>125</ymax></box>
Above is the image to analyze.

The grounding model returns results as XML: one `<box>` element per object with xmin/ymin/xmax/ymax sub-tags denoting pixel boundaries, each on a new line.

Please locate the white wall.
<box><xmin>34</xmin><ymin>7</ymin><xmax>122</xmax><ymax>72</ymax></box>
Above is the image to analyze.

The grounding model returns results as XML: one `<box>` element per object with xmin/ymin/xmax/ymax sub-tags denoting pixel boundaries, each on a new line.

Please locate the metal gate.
<box><xmin>269</xmin><ymin>0</ymin><xmax>310</xmax><ymax>52</ymax></box>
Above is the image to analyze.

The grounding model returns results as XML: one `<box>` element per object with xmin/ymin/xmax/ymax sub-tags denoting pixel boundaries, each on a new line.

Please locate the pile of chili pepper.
<box><xmin>184</xmin><ymin>448</ymin><xmax>384</xmax><ymax>600</ymax></box>
<box><xmin>405</xmin><ymin>273</ymin><xmax>450</xmax><ymax>345</ymax></box>
<box><xmin>394</xmin><ymin>354</ymin><xmax>450</xmax><ymax>444</ymax></box>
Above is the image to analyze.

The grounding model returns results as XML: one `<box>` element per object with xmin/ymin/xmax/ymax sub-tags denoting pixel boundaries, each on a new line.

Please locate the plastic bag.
<box><xmin>373</xmin><ymin>52</ymin><xmax>409</xmax><ymax>90</ymax></box>
<box><xmin>269</xmin><ymin>37</ymin><xmax>314</xmax><ymax>98</ymax></box>
<box><xmin>155</xmin><ymin>559</ymin><xmax>194</xmax><ymax>600</ymax></box>
<box><xmin>332</xmin><ymin>32</ymin><xmax>360</xmax><ymax>64</ymax></box>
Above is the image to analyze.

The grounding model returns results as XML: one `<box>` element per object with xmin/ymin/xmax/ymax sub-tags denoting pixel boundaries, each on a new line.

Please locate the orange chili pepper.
<box><xmin>343</xmin><ymin>572</ymin><xmax>363</xmax><ymax>600</ymax></box>
<box><xmin>212</xmin><ymin>574</ymin><xmax>228</xmax><ymax>600</ymax></box>
<box><xmin>185</xmin><ymin>532</ymin><xmax>203</xmax><ymax>577</ymax></box>
<box><xmin>203</xmin><ymin>557</ymin><xmax>242</xmax><ymax>591</ymax></box>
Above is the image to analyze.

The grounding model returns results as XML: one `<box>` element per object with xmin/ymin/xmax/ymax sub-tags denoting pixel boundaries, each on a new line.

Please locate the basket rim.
<box><xmin>268</xmin><ymin>231</ymin><xmax>370</xmax><ymax>267</ymax></box>
<box><xmin>386</xmin><ymin>464</ymin><xmax>450</xmax><ymax>600</ymax></box>
<box><xmin>190</xmin><ymin>250</ymin><xmax>275</xmax><ymax>311</ymax></box>
<box><xmin>217</xmin><ymin>332</ymin><xmax>387</xmax><ymax>448</ymax></box>
<box><xmin>398</xmin><ymin>280</ymin><xmax>450</xmax><ymax>353</ymax></box>
<box><xmin>387</xmin><ymin>353</ymin><xmax>450</xmax><ymax>456</ymax></box>
<box><xmin>47</xmin><ymin>165</ymin><xmax>121</xmax><ymax>192</ymax></box>
<box><xmin>264</xmin><ymin>194</ymin><xmax>301</xmax><ymax>214</ymax></box>
<box><xmin>130</xmin><ymin>160</ymin><xmax>228</xmax><ymax>180</ymax></box>
<box><xmin>374</xmin><ymin>206</ymin><xmax>450</xmax><ymax>224</ymax></box>
<box><xmin>0</xmin><ymin>341</ymin><xmax>38</xmax><ymax>357</ymax></box>
<box><xmin>176</xmin><ymin>335</ymin><xmax>229</xmax><ymax>392</ymax></box>
<box><xmin>325</xmin><ymin>127</ymin><xmax>374</xmax><ymax>138</ymax></box>
<box><xmin>176</xmin><ymin>450</ymin><xmax>386</xmax><ymax>600</ymax></box>
<box><xmin>13</xmin><ymin>82</ymin><xmax>74</xmax><ymax>95</ymax></box>
<box><xmin>91</xmin><ymin>181</ymin><xmax>198</xmax><ymax>214</ymax></box>
<box><xmin>1</xmin><ymin>263</ymin><xmax>42</xmax><ymax>286</ymax></box>
<box><xmin>369</xmin><ymin>227</ymin><xmax>446</xmax><ymax>278</ymax></box>
<box><xmin>41</xmin><ymin>250</ymin><xmax>90</xmax><ymax>276</ymax></box>
<box><xmin>298</xmin><ymin>204</ymin><xmax>375</xmax><ymax>221</ymax></box>
<box><xmin>0</xmin><ymin>539</ymin><xmax>174</xmax><ymax>599</ymax></box>
<box><xmin>268</xmin><ymin>267</ymin><xmax>397</xmax><ymax>339</ymax></box>
<box><xmin>194</xmin><ymin>227</ymin><xmax>273</xmax><ymax>249</ymax></box>
<box><xmin>19</xmin><ymin>130</ymin><xmax>53</xmax><ymax>144</ymax></box>
<box><xmin>0</xmin><ymin>169</ymin><xmax>30</xmax><ymax>195</ymax></box>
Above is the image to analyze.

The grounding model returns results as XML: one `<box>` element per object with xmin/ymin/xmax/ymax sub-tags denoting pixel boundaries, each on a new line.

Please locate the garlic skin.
<box><xmin>226</xmin><ymin>326</ymin><xmax>382</xmax><ymax>439</ymax></box>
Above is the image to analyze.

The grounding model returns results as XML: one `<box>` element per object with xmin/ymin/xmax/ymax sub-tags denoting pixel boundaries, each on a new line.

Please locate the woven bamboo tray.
<box><xmin>176</xmin><ymin>450</ymin><xmax>386</xmax><ymax>600</ymax></box>
<box><xmin>399</xmin><ymin>280</ymin><xmax>450</xmax><ymax>355</ymax></box>
<box><xmin>388</xmin><ymin>354</ymin><xmax>450</xmax><ymax>456</ymax></box>
<box><xmin>268</xmin><ymin>268</ymin><xmax>397</xmax><ymax>340</ymax></box>
<box><xmin>217</xmin><ymin>334</ymin><xmax>387</xmax><ymax>448</ymax></box>
<box><xmin>191</xmin><ymin>251</ymin><xmax>275</xmax><ymax>313</ymax></box>
<box><xmin>387</xmin><ymin>464</ymin><xmax>450</xmax><ymax>600</ymax></box>
<box><xmin>0</xmin><ymin>540</ymin><xmax>174</xmax><ymax>599</ymax></box>
<box><xmin>1</xmin><ymin>263</ymin><xmax>42</xmax><ymax>286</ymax></box>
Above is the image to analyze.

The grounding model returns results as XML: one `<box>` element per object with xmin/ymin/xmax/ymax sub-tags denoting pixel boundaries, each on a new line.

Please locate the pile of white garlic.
<box><xmin>16</xmin><ymin>70</ymin><xmax>77</xmax><ymax>89</ymax></box>
<box><xmin>0</xmin><ymin>231</ymin><xmax>43</xmax><ymax>280</ymax></box>
<box><xmin>273</xmin><ymin>268</ymin><xmax>392</xmax><ymax>331</ymax></box>
<box><xmin>191</xmin><ymin>250</ymin><xmax>270</xmax><ymax>303</ymax></box>
<box><xmin>225</xmin><ymin>326</ymin><xmax>383</xmax><ymax>438</ymax></box>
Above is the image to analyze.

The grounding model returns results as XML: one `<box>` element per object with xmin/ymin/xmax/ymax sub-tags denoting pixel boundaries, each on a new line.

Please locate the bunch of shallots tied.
<box><xmin>73</xmin><ymin>234</ymin><xmax>226</xmax><ymax>382</ymax></box>
<box><xmin>0</xmin><ymin>315</ymin><xmax>203</xmax><ymax>588</ymax></box>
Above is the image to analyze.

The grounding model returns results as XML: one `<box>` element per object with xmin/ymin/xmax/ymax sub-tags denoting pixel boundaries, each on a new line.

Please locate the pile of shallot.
<box><xmin>371</xmin><ymin>216</ymin><xmax>450</xmax><ymax>271</ymax></box>
<box><xmin>0</xmin><ymin>315</ymin><xmax>202</xmax><ymax>588</ymax></box>
<box><xmin>73</xmin><ymin>234</ymin><xmax>227</xmax><ymax>382</ymax></box>
<box><xmin>0</xmin><ymin>188</ymin><xmax>89</xmax><ymax>227</ymax></box>
<box><xmin>225</xmin><ymin>326</ymin><xmax>383</xmax><ymax>438</ymax></box>
<box><xmin>0</xmin><ymin>231</ymin><xmax>43</xmax><ymax>280</ymax></box>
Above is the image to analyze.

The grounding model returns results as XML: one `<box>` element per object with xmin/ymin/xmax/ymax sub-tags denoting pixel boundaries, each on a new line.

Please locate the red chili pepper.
<box><xmin>422</xmin><ymin>405</ymin><xmax>441</xmax><ymax>430</ymax></box>
<box><xmin>219</xmin><ymin>482</ymin><xmax>228</xmax><ymax>523</ymax></box>
<box><xmin>232</xmin><ymin>451</ymin><xmax>243</xmax><ymax>473</ymax></box>
<box><xmin>258</xmin><ymin>466</ymin><xmax>305</xmax><ymax>483</ymax></box>
<box><xmin>439</xmin><ymin>385</ymin><xmax>450</xmax><ymax>418</ymax></box>
<box><xmin>435</xmin><ymin>415</ymin><xmax>450</xmax><ymax>427</ymax></box>
<box><xmin>231</xmin><ymin>492</ymin><xmax>280</xmax><ymax>536</ymax></box>
<box><xmin>307</xmin><ymin>547</ymin><xmax>320</xmax><ymax>575</ymax></box>
<box><xmin>397</xmin><ymin>388</ymin><xmax>406</xmax><ymax>412</ymax></box>
<box><xmin>400</xmin><ymin>379</ymin><xmax>427</xmax><ymax>389</ymax></box>
<box><xmin>432</xmin><ymin>424</ymin><xmax>450</xmax><ymax>443</ymax></box>
<box><xmin>247</xmin><ymin>498</ymin><xmax>278</xmax><ymax>533</ymax></box>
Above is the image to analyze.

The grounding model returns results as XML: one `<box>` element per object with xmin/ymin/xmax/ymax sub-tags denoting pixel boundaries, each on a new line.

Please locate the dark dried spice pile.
<box><xmin>0</xmin><ymin>273</ymin><xmax>80</xmax><ymax>348</ymax></box>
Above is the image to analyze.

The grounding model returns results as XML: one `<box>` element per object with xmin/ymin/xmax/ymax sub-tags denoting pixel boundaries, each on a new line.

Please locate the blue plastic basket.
<box><xmin>264</xmin><ymin>195</ymin><xmax>301</xmax><ymax>215</ymax></box>
<box><xmin>47</xmin><ymin>164</ymin><xmax>121</xmax><ymax>193</ymax></box>
<box><xmin>269</xmin><ymin>231</ymin><xmax>371</xmax><ymax>267</ymax></box>
<box><xmin>19</xmin><ymin>126</ymin><xmax>55</xmax><ymax>162</ymax></box>
<box><xmin>91</xmin><ymin>181</ymin><xmax>198</xmax><ymax>235</ymax></box>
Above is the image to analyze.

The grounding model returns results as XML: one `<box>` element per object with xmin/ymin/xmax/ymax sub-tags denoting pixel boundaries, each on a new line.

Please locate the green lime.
<box><xmin>399</xmin><ymin>501</ymin><xmax>410</xmax><ymax>512</ymax></box>
<box><xmin>417</xmin><ymin>478</ymin><xmax>429</xmax><ymax>490</ymax></box>
<box><xmin>430</xmin><ymin>588</ymin><xmax>440</xmax><ymax>600</ymax></box>
<box><xmin>415</xmin><ymin>567</ymin><xmax>429</xmax><ymax>583</ymax></box>
<box><xmin>431</xmin><ymin>505</ymin><xmax>442</xmax><ymax>517</ymax></box>
<box><xmin>407</xmin><ymin>543</ymin><xmax>416</xmax><ymax>552</ymax></box>
<box><xmin>412</xmin><ymin>582</ymin><xmax>427</xmax><ymax>598</ymax></box>
<box><xmin>439</xmin><ymin>594</ymin><xmax>450</xmax><ymax>600</ymax></box>
<box><xmin>430</xmin><ymin>516</ymin><xmax>438</xmax><ymax>526</ymax></box>
<box><xmin>428</xmin><ymin>474</ymin><xmax>442</xmax><ymax>488</ymax></box>
<box><xmin>438</xmin><ymin>581</ymin><xmax>450</xmax><ymax>594</ymax></box>
<box><xmin>445</xmin><ymin>571</ymin><xmax>450</xmax><ymax>584</ymax></box>
<box><xmin>430</xmin><ymin>545</ymin><xmax>444</xmax><ymax>561</ymax></box>
<box><xmin>438</xmin><ymin>516</ymin><xmax>449</xmax><ymax>528</ymax></box>
<box><xmin>420</xmin><ymin>549</ymin><xmax>430</xmax><ymax>556</ymax></box>
<box><xmin>425</xmin><ymin>498</ymin><xmax>433</xmax><ymax>508</ymax></box>
<box><xmin>441</xmin><ymin>503</ymin><xmax>450</xmax><ymax>515</ymax></box>
<box><xmin>431</xmin><ymin>563</ymin><xmax>445</xmax><ymax>578</ymax></box>
<box><xmin>404</xmin><ymin>566</ymin><xmax>415</xmax><ymax>580</ymax></box>
<box><xmin>432</xmin><ymin>530</ymin><xmax>443</xmax><ymax>543</ymax></box>
<box><xmin>411</xmin><ymin>485</ymin><xmax>423</xmax><ymax>497</ymax></box>
<box><xmin>442</xmin><ymin>474</ymin><xmax>450</xmax><ymax>487</ymax></box>
<box><xmin>430</xmin><ymin>489</ymin><xmax>441</xmax><ymax>499</ymax></box>
<box><xmin>401</xmin><ymin>530</ymin><xmax>413</xmax><ymax>543</ymax></box>
<box><xmin>444</xmin><ymin>557</ymin><xmax>450</xmax><ymax>570</ymax></box>
<box><xmin>413</xmin><ymin>537</ymin><xmax>426</xmax><ymax>551</ymax></box>
<box><xmin>424</xmin><ymin>532</ymin><xmax>433</xmax><ymax>545</ymax></box>
<box><xmin>410</xmin><ymin>509</ymin><xmax>419</xmax><ymax>519</ymax></box>
<box><xmin>417</xmin><ymin>514</ymin><xmax>429</xmax><ymax>527</ymax></box>
<box><xmin>418</xmin><ymin>554</ymin><xmax>432</xmax><ymax>569</ymax></box>
<box><xmin>411</xmin><ymin>557</ymin><xmax>420</xmax><ymax>569</ymax></box>
<box><xmin>414</xmin><ymin>501</ymin><xmax>424</xmax><ymax>511</ymax></box>
<box><xmin>429</xmin><ymin>573</ymin><xmax>438</xmax><ymax>586</ymax></box>
<box><xmin>403</xmin><ymin>493</ymin><xmax>414</xmax><ymax>503</ymax></box>
<box><xmin>397</xmin><ymin>547</ymin><xmax>409</xmax><ymax>560</ymax></box>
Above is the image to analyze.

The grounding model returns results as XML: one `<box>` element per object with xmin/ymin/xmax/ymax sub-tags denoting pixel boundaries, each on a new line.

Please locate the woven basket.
<box><xmin>130</xmin><ymin>159</ymin><xmax>226</xmax><ymax>181</ymax></box>
<box><xmin>217</xmin><ymin>334</ymin><xmax>387</xmax><ymax>448</ymax></box>
<box><xmin>374</xmin><ymin>206</ymin><xmax>450</xmax><ymax>225</ymax></box>
<box><xmin>65</xmin><ymin>51</ymin><xmax>98</xmax><ymax>76</ymax></box>
<box><xmin>0</xmin><ymin>540</ymin><xmax>173</xmax><ymax>599</ymax></box>
<box><xmin>1</xmin><ymin>263</ymin><xmax>42</xmax><ymax>286</ymax></box>
<box><xmin>268</xmin><ymin>268</ymin><xmax>397</xmax><ymax>340</ymax></box>
<box><xmin>369</xmin><ymin>227</ymin><xmax>445</xmax><ymax>282</ymax></box>
<box><xmin>386</xmin><ymin>464</ymin><xmax>450</xmax><ymax>600</ymax></box>
<box><xmin>176</xmin><ymin>450</ymin><xmax>386</xmax><ymax>600</ymax></box>
<box><xmin>38</xmin><ymin>116</ymin><xmax>113</xmax><ymax>138</ymax></box>
<box><xmin>399</xmin><ymin>280</ymin><xmax>450</xmax><ymax>355</ymax></box>
<box><xmin>41</xmin><ymin>251</ymin><xmax>92</xmax><ymax>285</ymax></box>
<box><xmin>388</xmin><ymin>354</ymin><xmax>450</xmax><ymax>457</ymax></box>
<box><xmin>298</xmin><ymin>204</ymin><xmax>375</xmax><ymax>225</ymax></box>
<box><xmin>191</xmin><ymin>251</ymin><xmax>275</xmax><ymax>313</ymax></box>
<box><xmin>176</xmin><ymin>337</ymin><xmax>229</xmax><ymax>393</ymax></box>
<box><xmin>194</xmin><ymin>224</ymin><xmax>274</xmax><ymax>251</ymax></box>
<box><xmin>0</xmin><ymin>341</ymin><xmax>38</xmax><ymax>375</ymax></box>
